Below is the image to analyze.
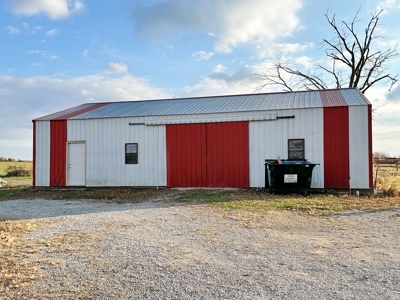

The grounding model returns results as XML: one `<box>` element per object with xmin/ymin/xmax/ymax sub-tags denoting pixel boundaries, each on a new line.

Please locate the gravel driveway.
<box><xmin>1</xmin><ymin>198</ymin><xmax>399</xmax><ymax>300</ymax></box>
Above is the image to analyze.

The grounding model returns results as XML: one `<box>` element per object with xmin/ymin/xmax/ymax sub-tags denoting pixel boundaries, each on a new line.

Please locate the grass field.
<box><xmin>0</xmin><ymin>161</ymin><xmax>32</xmax><ymax>177</ymax></box>
<box><xmin>176</xmin><ymin>189</ymin><xmax>400</xmax><ymax>215</ymax></box>
<box><xmin>0</xmin><ymin>161</ymin><xmax>32</xmax><ymax>188</ymax></box>
<box><xmin>375</xmin><ymin>166</ymin><xmax>400</xmax><ymax>196</ymax></box>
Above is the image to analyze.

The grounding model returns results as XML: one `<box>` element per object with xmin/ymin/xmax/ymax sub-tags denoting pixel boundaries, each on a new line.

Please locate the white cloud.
<box><xmin>28</xmin><ymin>50</ymin><xmax>58</xmax><ymax>60</ymax></box>
<box><xmin>214</xmin><ymin>0</ymin><xmax>303</xmax><ymax>53</ymax></box>
<box><xmin>213</xmin><ymin>64</ymin><xmax>228</xmax><ymax>73</ymax></box>
<box><xmin>131</xmin><ymin>0</ymin><xmax>303</xmax><ymax>53</ymax></box>
<box><xmin>107</xmin><ymin>62</ymin><xmax>128</xmax><ymax>74</ymax></box>
<box><xmin>24</xmin><ymin>24</ymin><xmax>43</xmax><ymax>34</ymax></box>
<box><xmin>181</xmin><ymin>63</ymin><xmax>273</xmax><ymax>97</ymax></box>
<box><xmin>256</xmin><ymin>43</ymin><xmax>313</xmax><ymax>59</ymax></box>
<box><xmin>5</xmin><ymin>0</ymin><xmax>85</xmax><ymax>20</ymax></box>
<box><xmin>5</xmin><ymin>26</ymin><xmax>20</xmax><ymax>34</ymax></box>
<box><xmin>192</xmin><ymin>51</ymin><xmax>214</xmax><ymax>61</ymax></box>
<box><xmin>0</xmin><ymin>74</ymin><xmax>170</xmax><ymax>160</ymax></box>
<box><xmin>378</xmin><ymin>0</ymin><xmax>400</xmax><ymax>12</ymax></box>
<box><xmin>28</xmin><ymin>50</ymin><xmax>44</xmax><ymax>55</ymax></box>
<box><xmin>364</xmin><ymin>86</ymin><xmax>400</xmax><ymax>156</ymax></box>
<box><xmin>294</xmin><ymin>56</ymin><xmax>314</xmax><ymax>69</ymax></box>
<box><xmin>80</xmin><ymin>49</ymin><xmax>89</xmax><ymax>57</ymax></box>
<box><xmin>46</xmin><ymin>29</ymin><xmax>59</xmax><ymax>36</ymax></box>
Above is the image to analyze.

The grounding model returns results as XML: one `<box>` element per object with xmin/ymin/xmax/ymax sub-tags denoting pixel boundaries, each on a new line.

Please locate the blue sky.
<box><xmin>1</xmin><ymin>0</ymin><xmax>399</xmax><ymax>160</ymax></box>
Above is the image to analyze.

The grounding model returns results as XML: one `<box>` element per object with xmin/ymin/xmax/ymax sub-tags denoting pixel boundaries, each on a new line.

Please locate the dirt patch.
<box><xmin>0</xmin><ymin>187</ymin><xmax>293</xmax><ymax>205</ymax></box>
<box><xmin>0</xmin><ymin>187</ymin><xmax>178</xmax><ymax>203</ymax></box>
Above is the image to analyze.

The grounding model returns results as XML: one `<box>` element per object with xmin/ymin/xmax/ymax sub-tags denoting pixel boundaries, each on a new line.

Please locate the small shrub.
<box><xmin>376</xmin><ymin>170</ymin><xmax>400</xmax><ymax>196</ymax></box>
<box><xmin>4</xmin><ymin>165</ymin><xmax>31</xmax><ymax>177</ymax></box>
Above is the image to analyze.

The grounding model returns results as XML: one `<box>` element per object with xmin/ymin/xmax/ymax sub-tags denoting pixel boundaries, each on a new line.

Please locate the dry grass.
<box><xmin>0</xmin><ymin>218</ymin><xmax>104</xmax><ymax>299</ymax></box>
<box><xmin>2</xmin><ymin>177</ymin><xmax>32</xmax><ymax>188</ymax></box>
<box><xmin>0</xmin><ymin>161</ymin><xmax>32</xmax><ymax>177</ymax></box>
<box><xmin>375</xmin><ymin>166</ymin><xmax>400</xmax><ymax>196</ymax></box>
<box><xmin>0</xmin><ymin>219</ymin><xmax>51</xmax><ymax>294</ymax></box>
<box><xmin>176</xmin><ymin>189</ymin><xmax>400</xmax><ymax>216</ymax></box>
<box><xmin>210</xmin><ymin>194</ymin><xmax>400</xmax><ymax>215</ymax></box>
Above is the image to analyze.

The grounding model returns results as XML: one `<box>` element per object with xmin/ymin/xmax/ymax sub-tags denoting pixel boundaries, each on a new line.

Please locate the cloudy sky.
<box><xmin>1</xmin><ymin>0</ymin><xmax>400</xmax><ymax>160</ymax></box>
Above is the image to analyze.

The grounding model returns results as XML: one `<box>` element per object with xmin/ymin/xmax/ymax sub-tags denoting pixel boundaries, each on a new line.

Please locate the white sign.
<box><xmin>284</xmin><ymin>174</ymin><xmax>298</xmax><ymax>183</ymax></box>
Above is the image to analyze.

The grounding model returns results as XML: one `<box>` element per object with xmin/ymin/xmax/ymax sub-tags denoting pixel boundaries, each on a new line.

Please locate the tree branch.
<box><xmin>256</xmin><ymin>8</ymin><xmax>399</xmax><ymax>95</ymax></box>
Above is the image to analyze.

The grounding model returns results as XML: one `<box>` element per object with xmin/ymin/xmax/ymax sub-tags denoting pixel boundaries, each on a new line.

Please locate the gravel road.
<box><xmin>1</xmin><ymin>198</ymin><xmax>399</xmax><ymax>300</ymax></box>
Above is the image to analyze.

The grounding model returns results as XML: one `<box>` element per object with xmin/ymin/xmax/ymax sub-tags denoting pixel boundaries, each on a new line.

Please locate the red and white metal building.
<box><xmin>33</xmin><ymin>88</ymin><xmax>373</xmax><ymax>191</ymax></box>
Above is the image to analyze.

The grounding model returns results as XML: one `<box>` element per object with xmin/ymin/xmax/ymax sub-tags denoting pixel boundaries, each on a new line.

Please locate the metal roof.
<box><xmin>35</xmin><ymin>103</ymin><xmax>92</xmax><ymax>121</ymax></box>
<box><xmin>34</xmin><ymin>88</ymin><xmax>370</xmax><ymax>121</ymax></box>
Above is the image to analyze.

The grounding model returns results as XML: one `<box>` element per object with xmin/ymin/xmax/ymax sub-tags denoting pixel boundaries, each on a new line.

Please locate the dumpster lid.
<box><xmin>265</xmin><ymin>158</ymin><xmax>319</xmax><ymax>165</ymax></box>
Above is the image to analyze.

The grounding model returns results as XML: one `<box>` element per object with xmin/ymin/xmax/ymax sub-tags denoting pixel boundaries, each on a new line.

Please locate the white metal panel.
<box><xmin>145</xmin><ymin>113</ymin><xmax>277</xmax><ymax>125</ymax></box>
<box><xmin>349</xmin><ymin>106</ymin><xmax>370</xmax><ymax>189</ymax></box>
<box><xmin>35</xmin><ymin>121</ymin><xmax>50</xmax><ymax>186</ymax></box>
<box><xmin>145</xmin><ymin>110</ymin><xmax>283</xmax><ymax>125</ymax></box>
<box><xmin>67</xmin><ymin>117</ymin><xmax>166</xmax><ymax>187</ymax></box>
<box><xmin>249</xmin><ymin>108</ymin><xmax>325</xmax><ymax>188</ymax></box>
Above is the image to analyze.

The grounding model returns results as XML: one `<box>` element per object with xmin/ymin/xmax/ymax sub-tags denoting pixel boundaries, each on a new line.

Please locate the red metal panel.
<box><xmin>53</xmin><ymin>103</ymin><xmax>109</xmax><ymax>120</ymax></box>
<box><xmin>50</xmin><ymin>120</ymin><xmax>67</xmax><ymax>186</ymax></box>
<box><xmin>206</xmin><ymin>122</ymin><xmax>249</xmax><ymax>188</ymax></box>
<box><xmin>166</xmin><ymin>124</ymin><xmax>207</xmax><ymax>187</ymax></box>
<box><xmin>32</xmin><ymin>121</ymin><xmax>36</xmax><ymax>188</ymax></box>
<box><xmin>320</xmin><ymin>90</ymin><xmax>348</xmax><ymax>107</ymax></box>
<box><xmin>323</xmin><ymin>107</ymin><xmax>350</xmax><ymax>189</ymax></box>
<box><xmin>368</xmin><ymin>105</ymin><xmax>373</xmax><ymax>188</ymax></box>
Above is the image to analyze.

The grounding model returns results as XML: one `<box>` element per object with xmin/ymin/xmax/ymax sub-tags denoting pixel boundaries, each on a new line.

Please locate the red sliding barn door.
<box><xmin>206</xmin><ymin>122</ymin><xmax>249</xmax><ymax>187</ymax></box>
<box><xmin>166</xmin><ymin>122</ymin><xmax>249</xmax><ymax>188</ymax></box>
<box><xmin>166</xmin><ymin>124</ymin><xmax>207</xmax><ymax>187</ymax></box>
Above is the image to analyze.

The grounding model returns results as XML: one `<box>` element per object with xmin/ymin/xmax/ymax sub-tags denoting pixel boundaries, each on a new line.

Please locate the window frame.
<box><xmin>288</xmin><ymin>139</ymin><xmax>305</xmax><ymax>160</ymax></box>
<box><xmin>125</xmin><ymin>143</ymin><xmax>138</xmax><ymax>164</ymax></box>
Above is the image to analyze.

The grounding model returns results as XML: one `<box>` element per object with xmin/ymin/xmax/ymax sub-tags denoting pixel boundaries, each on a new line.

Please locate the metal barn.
<box><xmin>33</xmin><ymin>88</ymin><xmax>373</xmax><ymax>191</ymax></box>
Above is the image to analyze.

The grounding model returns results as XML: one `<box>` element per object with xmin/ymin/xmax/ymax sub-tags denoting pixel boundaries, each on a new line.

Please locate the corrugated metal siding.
<box><xmin>50</xmin><ymin>120</ymin><xmax>67</xmax><ymax>186</ymax></box>
<box><xmin>320</xmin><ymin>90</ymin><xmax>348</xmax><ymax>107</ymax></box>
<box><xmin>32</xmin><ymin>121</ymin><xmax>36</xmax><ymax>187</ymax></box>
<box><xmin>349</xmin><ymin>106</ymin><xmax>370</xmax><ymax>189</ymax></box>
<box><xmin>67</xmin><ymin>117</ymin><xmax>166</xmax><ymax>187</ymax></box>
<box><xmin>249</xmin><ymin>108</ymin><xmax>324</xmax><ymax>188</ymax></box>
<box><xmin>323</xmin><ymin>107</ymin><xmax>350</xmax><ymax>189</ymax></box>
<box><xmin>206</xmin><ymin>122</ymin><xmax>249</xmax><ymax>188</ymax></box>
<box><xmin>166</xmin><ymin>124</ymin><xmax>207</xmax><ymax>187</ymax></box>
<box><xmin>146</xmin><ymin>110</ymin><xmax>277</xmax><ymax>125</ymax></box>
<box><xmin>34</xmin><ymin>88</ymin><xmax>372</xmax><ymax>189</ymax></box>
<box><xmin>35</xmin><ymin>121</ymin><xmax>50</xmax><ymax>186</ymax></box>
<box><xmin>166</xmin><ymin>122</ymin><xmax>249</xmax><ymax>188</ymax></box>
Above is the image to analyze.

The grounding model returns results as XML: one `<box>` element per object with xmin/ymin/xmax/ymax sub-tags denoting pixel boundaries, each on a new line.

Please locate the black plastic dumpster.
<box><xmin>265</xmin><ymin>159</ymin><xmax>318</xmax><ymax>193</ymax></box>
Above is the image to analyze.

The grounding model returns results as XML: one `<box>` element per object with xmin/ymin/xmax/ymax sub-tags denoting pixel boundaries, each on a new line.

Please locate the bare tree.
<box><xmin>256</xmin><ymin>8</ymin><xmax>399</xmax><ymax>93</ymax></box>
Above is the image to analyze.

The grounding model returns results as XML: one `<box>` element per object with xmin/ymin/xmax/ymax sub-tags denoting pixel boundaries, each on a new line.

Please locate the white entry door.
<box><xmin>67</xmin><ymin>142</ymin><xmax>86</xmax><ymax>186</ymax></box>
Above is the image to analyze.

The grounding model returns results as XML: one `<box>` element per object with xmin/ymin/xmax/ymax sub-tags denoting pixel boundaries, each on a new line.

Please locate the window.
<box><xmin>125</xmin><ymin>143</ymin><xmax>138</xmax><ymax>164</ymax></box>
<box><xmin>288</xmin><ymin>139</ymin><xmax>304</xmax><ymax>160</ymax></box>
